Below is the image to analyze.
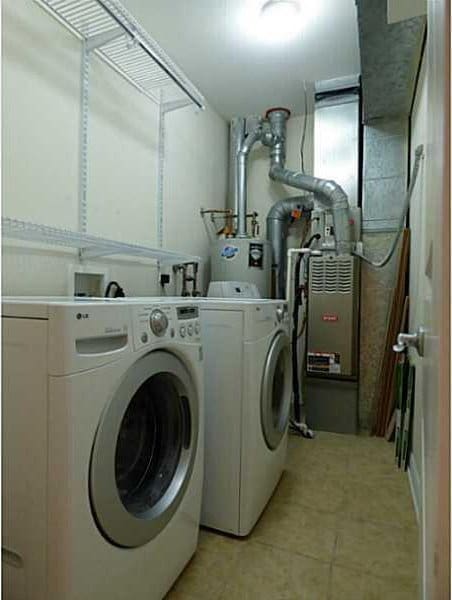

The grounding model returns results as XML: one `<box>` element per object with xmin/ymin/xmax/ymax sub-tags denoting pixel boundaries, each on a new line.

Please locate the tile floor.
<box><xmin>167</xmin><ymin>431</ymin><xmax>419</xmax><ymax>600</ymax></box>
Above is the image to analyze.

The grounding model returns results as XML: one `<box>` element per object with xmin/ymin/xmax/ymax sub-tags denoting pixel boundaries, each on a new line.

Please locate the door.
<box><xmin>90</xmin><ymin>351</ymin><xmax>198</xmax><ymax>548</ymax></box>
<box><xmin>261</xmin><ymin>332</ymin><xmax>292</xmax><ymax>449</ymax></box>
<box><xmin>407</xmin><ymin>3</ymin><xmax>450</xmax><ymax>597</ymax></box>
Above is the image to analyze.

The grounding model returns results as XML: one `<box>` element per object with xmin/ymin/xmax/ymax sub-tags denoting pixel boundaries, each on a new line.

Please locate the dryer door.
<box><xmin>90</xmin><ymin>351</ymin><xmax>198</xmax><ymax>548</ymax></box>
<box><xmin>261</xmin><ymin>332</ymin><xmax>291</xmax><ymax>450</ymax></box>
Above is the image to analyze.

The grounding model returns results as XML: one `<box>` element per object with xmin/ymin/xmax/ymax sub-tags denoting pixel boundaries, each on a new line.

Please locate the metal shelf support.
<box><xmin>78</xmin><ymin>40</ymin><xmax>90</xmax><ymax>235</ymax></box>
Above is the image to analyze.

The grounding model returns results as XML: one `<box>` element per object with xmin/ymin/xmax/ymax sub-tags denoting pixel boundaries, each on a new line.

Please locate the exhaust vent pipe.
<box><xmin>267</xmin><ymin>196</ymin><xmax>314</xmax><ymax>298</ymax></box>
<box><xmin>236</xmin><ymin>121</ymin><xmax>263</xmax><ymax>238</ymax></box>
<box><xmin>266</xmin><ymin>108</ymin><xmax>352</xmax><ymax>254</ymax></box>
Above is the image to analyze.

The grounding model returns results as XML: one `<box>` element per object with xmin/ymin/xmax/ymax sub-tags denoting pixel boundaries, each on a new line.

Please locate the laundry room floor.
<box><xmin>166</xmin><ymin>431</ymin><xmax>419</xmax><ymax>600</ymax></box>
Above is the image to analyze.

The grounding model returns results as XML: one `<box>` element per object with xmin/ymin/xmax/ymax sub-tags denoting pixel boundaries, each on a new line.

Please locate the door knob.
<box><xmin>393</xmin><ymin>327</ymin><xmax>425</xmax><ymax>357</ymax></box>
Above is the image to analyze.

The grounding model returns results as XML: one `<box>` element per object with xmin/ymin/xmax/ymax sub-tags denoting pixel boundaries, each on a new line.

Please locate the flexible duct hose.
<box><xmin>353</xmin><ymin>144</ymin><xmax>424</xmax><ymax>268</ymax></box>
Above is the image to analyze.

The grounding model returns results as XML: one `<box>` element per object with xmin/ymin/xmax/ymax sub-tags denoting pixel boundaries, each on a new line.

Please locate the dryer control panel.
<box><xmin>132</xmin><ymin>303</ymin><xmax>201</xmax><ymax>350</ymax></box>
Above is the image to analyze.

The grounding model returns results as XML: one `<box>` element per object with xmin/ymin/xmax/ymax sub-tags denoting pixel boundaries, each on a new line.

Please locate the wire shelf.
<box><xmin>2</xmin><ymin>218</ymin><xmax>201</xmax><ymax>264</ymax></box>
<box><xmin>35</xmin><ymin>0</ymin><xmax>205</xmax><ymax>109</ymax></box>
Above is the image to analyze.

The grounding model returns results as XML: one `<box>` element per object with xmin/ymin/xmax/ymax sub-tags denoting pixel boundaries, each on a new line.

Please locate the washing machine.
<box><xmin>198</xmin><ymin>299</ymin><xmax>292</xmax><ymax>536</ymax></box>
<box><xmin>2</xmin><ymin>297</ymin><xmax>204</xmax><ymax>600</ymax></box>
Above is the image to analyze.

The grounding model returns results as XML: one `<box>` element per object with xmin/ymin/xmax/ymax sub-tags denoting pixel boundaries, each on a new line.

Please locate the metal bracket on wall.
<box><xmin>156</xmin><ymin>95</ymin><xmax>198</xmax><ymax>253</ymax></box>
<box><xmin>79</xmin><ymin>29</ymin><xmax>125</xmax><ymax>244</ymax></box>
<box><xmin>79</xmin><ymin>41</ymin><xmax>90</xmax><ymax>240</ymax></box>
<box><xmin>157</xmin><ymin>91</ymin><xmax>166</xmax><ymax>251</ymax></box>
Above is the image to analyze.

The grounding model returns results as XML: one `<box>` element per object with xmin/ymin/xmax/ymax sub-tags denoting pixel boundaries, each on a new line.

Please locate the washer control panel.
<box><xmin>133</xmin><ymin>303</ymin><xmax>200</xmax><ymax>350</ymax></box>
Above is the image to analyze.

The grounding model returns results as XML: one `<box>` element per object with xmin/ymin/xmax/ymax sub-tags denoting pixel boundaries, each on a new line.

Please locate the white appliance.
<box><xmin>210</xmin><ymin>238</ymin><xmax>272</xmax><ymax>298</ymax></box>
<box><xmin>2</xmin><ymin>297</ymin><xmax>204</xmax><ymax>600</ymax></box>
<box><xmin>198</xmin><ymin>299</ymin><xmax>292</xmax><ymax>536</ymax></box>
<box><xmin>207</xmin><ymin>280</ymin><xmax>261</xmax><ymax>299</ymax></box>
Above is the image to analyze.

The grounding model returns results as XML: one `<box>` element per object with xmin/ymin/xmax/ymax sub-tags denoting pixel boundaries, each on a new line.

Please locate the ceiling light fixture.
<box><xmin>259</xmin><ymin>0</ymin><xmax>302</xmax><ymax>39</ymax></box>
<box><xmin>239</xmin><ymin>0</ymin><xmax>313</xmax><ymax>45</ymax></box>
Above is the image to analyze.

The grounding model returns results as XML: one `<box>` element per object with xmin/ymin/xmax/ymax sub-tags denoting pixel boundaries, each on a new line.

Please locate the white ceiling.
<box><xmin>123</xmin><ymin>0</ymin><xmax>361</xmax><ymax>119</ymax></box>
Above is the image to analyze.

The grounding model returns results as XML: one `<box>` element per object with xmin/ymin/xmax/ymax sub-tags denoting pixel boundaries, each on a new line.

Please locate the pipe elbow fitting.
<box><xmin>269</xmin><ymin>164</ymin><xmax>282</xmax><ymax>181</ymax></box>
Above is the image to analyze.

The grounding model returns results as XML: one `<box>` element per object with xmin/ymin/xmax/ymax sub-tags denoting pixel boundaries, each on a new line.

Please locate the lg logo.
<box><xmin>76</xmin><ymin>313</ymin><xmax>89</xmax><ymax>320</ymax></box>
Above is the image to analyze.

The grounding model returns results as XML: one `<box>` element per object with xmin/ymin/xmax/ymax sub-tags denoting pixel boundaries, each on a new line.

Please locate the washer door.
<box><xmin>261</xmin><ymin>332</ymin><xmax>291</xmax><ymax>450</ymax></box>
<box><xmin>90</xmin><ymin>351</ymin><xmax>198</xmax><ymax>548</ymax></box>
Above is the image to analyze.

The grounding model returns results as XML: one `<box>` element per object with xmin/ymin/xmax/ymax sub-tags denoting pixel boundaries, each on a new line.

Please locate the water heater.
<box><xmin>210</xmin><ymin>238</ymin><xmax>272</xmax><ymax>298</ymax></box>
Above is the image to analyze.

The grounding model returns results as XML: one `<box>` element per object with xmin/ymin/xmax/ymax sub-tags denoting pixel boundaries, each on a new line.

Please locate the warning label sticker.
<box><xmin>307</xmin><ymin>352</ymin><xmax>341</xmax><ymax>374</ymax></box>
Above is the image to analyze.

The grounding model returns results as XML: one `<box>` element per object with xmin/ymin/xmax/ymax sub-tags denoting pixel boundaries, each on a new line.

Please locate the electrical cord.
<box><xmin>299</xmin><ymin>81</ymin><xmax>308</xmax><ymax>173</ymax></box>
<box><xmin>105</xmin><ymin>281</ymin><xmax>125</xmax><ymax>298</ymax></box>
<box><xmin>353</xmin><ymin>144</ymin><xmax>424</xmax><ymax>268</ymax></box>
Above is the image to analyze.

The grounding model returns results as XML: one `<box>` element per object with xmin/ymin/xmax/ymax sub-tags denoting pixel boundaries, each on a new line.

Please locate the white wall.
<box><xmin>2</xmin><ymin>0</ymin><xmax>228</xmax><ymax>297</ymax></box>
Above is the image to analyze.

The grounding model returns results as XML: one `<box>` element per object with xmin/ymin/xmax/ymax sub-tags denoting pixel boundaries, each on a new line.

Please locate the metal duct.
<box><xmin>236</xmin><ymin>121</ymin><xmax>262</xmax><ymax>238</ymax></box>
<box><xmin>267</xmin><ymin>196</ymin><xmax>314</xmax><ymax>298</ymax></box>
<box><xmin>229</xmin><ymin>118</ymin><xmax>246</xmax><ymax>215</ymax></box>
<box><xmin>266</xmin><ymin>109</ymin><xmax>352</xmax><ymax>254</ymax></box>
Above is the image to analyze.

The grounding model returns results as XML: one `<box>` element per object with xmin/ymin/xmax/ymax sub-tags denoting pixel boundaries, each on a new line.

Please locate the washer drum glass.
<box><xmin>90</xmin><ymin>351</ymin><xmax>198</xmax><ymax>548</ymax></box>
<box><xmin>261</xmin><ymin>333</ymin><xmax>291</xmax><ymax>450</ymax></box>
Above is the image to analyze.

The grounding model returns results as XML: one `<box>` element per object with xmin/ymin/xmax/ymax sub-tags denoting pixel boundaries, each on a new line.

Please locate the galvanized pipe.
<box><xmin>229</xmin><ymin>118</ymin><xmax>246</xmax><ymax>216</ymax></box>
<box><xmin>266</xmin><ymin>109</ymin><xmax>352</xmax><ymax>254</ymax></box>
<box><xmin>236</xmin><ymin>122</ymin><xmax>262</xmax><ymax>238</ymax></box>
<box><xmin>266</xmin><ymin>196</ymin><xmax>314</xmax><ymax>298</ymax></box>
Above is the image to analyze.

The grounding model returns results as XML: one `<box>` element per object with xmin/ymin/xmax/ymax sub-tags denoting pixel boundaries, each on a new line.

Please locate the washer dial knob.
<box><xmin>149</xmin><ymin>309</ymin><xmax>168</xmax><ymax>337</ymax></box>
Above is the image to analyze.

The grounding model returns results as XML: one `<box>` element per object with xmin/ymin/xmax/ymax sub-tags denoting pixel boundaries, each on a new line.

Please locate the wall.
<box><xmin>359</xmin><ymin>118</ymin><xmax>408</xmax><ymax>429</ymax></box>
<box><xmin>2</xmin><ymin>0</ymin><xmax>228</xmax><ymax>297</ymax></box>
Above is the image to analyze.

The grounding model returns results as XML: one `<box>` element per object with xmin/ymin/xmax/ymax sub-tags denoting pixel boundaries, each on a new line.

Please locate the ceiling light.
<box><xmin>260</xmin><ymin>0</ymin><xmax>301</xmax><ymax>39</ymax></box>
<box><xmin>239</xmin><ymin>0</ymin><xmax>316</xmax><ymax>45</ymax></box>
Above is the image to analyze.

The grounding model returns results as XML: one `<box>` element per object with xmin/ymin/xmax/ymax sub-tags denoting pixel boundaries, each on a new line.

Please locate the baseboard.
<box><xmin>408</xmin><ymin>452</ymin><xmax>422</xmax><ymax>524</ymax></box>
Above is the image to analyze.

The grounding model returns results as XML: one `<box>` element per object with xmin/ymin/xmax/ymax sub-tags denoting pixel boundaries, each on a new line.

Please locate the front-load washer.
<box><xmin>198</xmin><ymin>299</ymin><xmax>292</xmax><ymax>536</ymax></box>
<box><xmin>2</xmin><ymin>297</ymin><xmax>203</xmax><ymax>600</ymax></box>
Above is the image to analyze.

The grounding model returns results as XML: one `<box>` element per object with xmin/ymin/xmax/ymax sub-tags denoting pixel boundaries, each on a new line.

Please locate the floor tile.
<box><xmin>329</xmin><ymin>565</ymin><xmax>419</xmax><ymax>600</ymax></box>
<box><xmin>273</xmin><ymin>469</ymin><xmax>348</xmax><ymax>514</ymax></box>
<box><xmin>168</xmin><ymin>431</ymin><xmax>419</xmax><ymax>599</ymax></box>
<box><xmin>167</xmin><ymin>541</ymin><xmax>242</xmax><ymax>599</ymax></box>
<box><xmin>166</xmin><ymin>591</ymin><xmax>199</xmax><ymax>600</ymax></box>
<box><xmin>218</xmin><ymin>542</ymin><xmax>330</xmax><ymax>600</ymax></box>
<box><xmin>198</xmin><ymin>527</ymin><xmax>247</xmax><ymax>555</ymax></box>
<box><xmin>347</xmin><ymin>453</ymin><xmax>403</xmax><ymax>482</ymax></box>
<box><xmin>288</xmin><ymin>433</ymin><xmax>351</xmax><ymax>459</ymax></box>
<box><xmin>251</xmin><ymin>498</ymin><xmax>337</xmax><ymax>562</ymax></box>
<box><xmin>334</xmin><ymin>519</ymin><xmax>419</xmax><ymax>584</ymax></box>
<box><xmin>343</xmin><ymin>475</ymin><xmax>418</xmax><ymax>529</ymax></box>
<box><xmin>286</xmin><ymin>445</ymin><xmax>349</xmax><ymax>480</ymax></box>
